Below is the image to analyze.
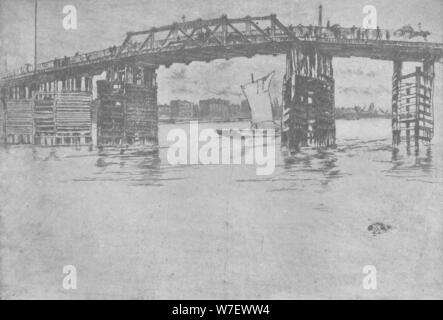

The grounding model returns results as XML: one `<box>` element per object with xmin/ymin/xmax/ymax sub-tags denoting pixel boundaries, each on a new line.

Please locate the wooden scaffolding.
<box><xmin>97</xmin><ymin>65</ymin><xmax>158</xmax><ymax>147</ymax></box>
<box><xmin>282</xmin><ymin>44</ymin><xmax>335</xmax><ymax>152</ymax></box>
<box><xmin>392</xmin><ymin>60</ymin><xmax>435</xmax><ymax>153</ymax></box>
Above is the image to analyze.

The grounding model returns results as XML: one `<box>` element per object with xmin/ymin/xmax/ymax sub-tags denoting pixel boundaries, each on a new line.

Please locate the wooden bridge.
<box><xmin>0</xmin><ymin>14</ymin><xmax>442</xmax><ymax>151</ymax></box>
<box><xmin>1</xmin><ymin>14</ymin><xmax>443</xmax><ymax>86</ymax></box>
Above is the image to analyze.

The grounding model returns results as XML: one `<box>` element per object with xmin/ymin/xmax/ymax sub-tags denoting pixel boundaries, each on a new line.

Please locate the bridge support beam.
<box><xmin>282</xmin><ymin>44</ymin><xmax>335</xmax><ymax>152</ymax></box>
<box><xmin>391</xmin><ymin>59</ymin><xmax>435</xmax><ymax>153</ymax></box>
<box><xmin>97</xmin><ymin>64</ymin><xmax>158</xmax><ymax>147</ymax></box>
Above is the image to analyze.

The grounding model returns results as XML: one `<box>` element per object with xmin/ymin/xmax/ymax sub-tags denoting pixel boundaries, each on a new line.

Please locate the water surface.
<box><xmin>0</xmin><ymin>119</ymin><xmax>442</xmax><ymax>299</ymax></box>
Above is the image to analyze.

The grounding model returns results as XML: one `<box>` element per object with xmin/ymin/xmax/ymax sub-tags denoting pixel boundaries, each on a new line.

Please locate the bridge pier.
<box><xmin>97</xmin><ymin>64</ymin><xmax>158</xmax><ymax>147</ymax></box>
<box><xmin>0</xmin><ymin>76</ymin><xmax>94</xmax><ymax>146</ymax></box>
<box><xmin>391</xmin><ymin>59</ymin><xmax>435</xmax><ymax>153</ymax></box>
<box><xmin>281</xmin><ymin>44</ymin><xmax>335</xmax><ymax>152</ymax></box>
<box><xmin>0</xmin><ymin>64</ymin><xmax>159</xmax><ymax>148</ymax></box>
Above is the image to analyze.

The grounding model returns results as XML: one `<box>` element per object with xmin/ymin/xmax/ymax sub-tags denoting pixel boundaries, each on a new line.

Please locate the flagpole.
<box><xmin>34</xmin><ymin>0</ymin><xmax>37</xmax><ymax>73</ymax></box>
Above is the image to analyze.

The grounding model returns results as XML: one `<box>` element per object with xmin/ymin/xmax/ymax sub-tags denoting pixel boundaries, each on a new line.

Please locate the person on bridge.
<box><xmin>333</xmin><ymin>27</ymin><xmax>341</xmax><ymax>40</ymax></box>
<box><xmin>351</xmin><ymin>25</ymin><xmax>357</xmax><ymax>39</ymax></box>
<box><xmin>308</xmin><ymin>25</ymin><xmax>314</xmax><ymax>39</ymax></box>
<box><xmin>386</xmin><ymin>30</ymin><xmax>391</xmax><ymax>41</ymax></box>
<box><xmin>364</xmin><ymin>28</ymin><xmax>369</xmax><ymax>41</ymax></box>
<box><xmin>376</xmin><ymin>26</ymin><xmax>382</xmax><ymax>40</ymax></box>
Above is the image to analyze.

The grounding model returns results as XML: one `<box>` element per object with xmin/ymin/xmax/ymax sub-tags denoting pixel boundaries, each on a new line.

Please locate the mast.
<box><xmin>34</xmin><ymin>0</ymin><xmax>37</xmax><ymax>73</ymax></box>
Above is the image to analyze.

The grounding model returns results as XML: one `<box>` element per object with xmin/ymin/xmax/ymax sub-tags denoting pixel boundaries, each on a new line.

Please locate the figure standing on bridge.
<box><xmin>376</xmin><ymin>26</ymin><xmax>382</xmax><ymax>40</ymax></box>
<box><xmin>386</xmin><ymin>30</ymin><xmax>390</xmax><ymax>41</ymax></box>
<box><xmin>351</xmin><ymin>25</ymin><xmax>357</xmax><ymax>39</ymax></box>
<box><xmin>108</xmin><ymin>46</ymin><xmax>116</xmax><ymax>56</ymax></box>
<box><xmin>308</xmin><ymin>25</ymin><xmax>314</xmax><ymax>39</ymax></box>
<box><xmin>364</xmin><ymin>28</ymin><xmax>370</xmax><ymax>41</ymax></box>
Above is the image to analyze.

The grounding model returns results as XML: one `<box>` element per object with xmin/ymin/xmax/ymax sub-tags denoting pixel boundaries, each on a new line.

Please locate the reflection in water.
<box><xmin>275</xmin><ymin>147</ymin><xmax>345</xmax><ymax>192</ymax></box>
<box><xmin>1</xmin><ymin>121</ymin><xmax>440</xmax><ymax>189</ymax></box>
<box><xmin>387</xmin><ymin>145</ymin><xmax>441</xmax><ymax>184</ymax></box>
<box><xmin>86</xmin><ymin>147</ymin><xmax>181</xmax><ymax>186</ymax></box>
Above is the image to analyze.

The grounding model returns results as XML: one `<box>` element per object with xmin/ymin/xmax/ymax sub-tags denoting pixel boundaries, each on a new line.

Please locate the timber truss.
<box><xmin>116</xmin><ymin>14</ymin><xmax>299</xmax><ymax>64</ymax></box>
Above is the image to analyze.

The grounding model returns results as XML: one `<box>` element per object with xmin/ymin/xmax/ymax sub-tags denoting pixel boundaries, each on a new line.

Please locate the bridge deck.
<box><xmin>1</xmin><ymin>15</ymin><xmax>443</xmax><ymax>87</ymax></box>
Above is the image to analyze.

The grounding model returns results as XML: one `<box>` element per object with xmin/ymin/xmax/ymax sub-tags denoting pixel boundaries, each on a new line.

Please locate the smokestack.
<box><xmin>318</xmin><ymin>4</ymin><xmax>323</xmax><ymax>27</ymax></box>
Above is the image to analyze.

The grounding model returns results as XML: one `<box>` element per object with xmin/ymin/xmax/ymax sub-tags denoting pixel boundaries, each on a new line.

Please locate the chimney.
<box><xmin>318</xmin><ymin>4</ymin><xmax>323</xmax><ymax>27</ymax></box>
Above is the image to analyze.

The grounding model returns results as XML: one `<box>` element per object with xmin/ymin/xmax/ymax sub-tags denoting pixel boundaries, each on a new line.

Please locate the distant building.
<box><xmin>229</xmin><ymin>103</ymin><xmax>241</xmax><ymax>119</ymax></box>
<box><xmin>198</xmin><ymin>98</ymin><xmax>231</xmax><ymax>120</ymax></box>
<box><xmin>170</xmin><ymin>100</ymin><xmax>197</xmax><ymax>119</ymax></box>
<box><xmin>158</xmin><ymin>104</ymin><xmax>172</xmax><ymax>120</ymax></box>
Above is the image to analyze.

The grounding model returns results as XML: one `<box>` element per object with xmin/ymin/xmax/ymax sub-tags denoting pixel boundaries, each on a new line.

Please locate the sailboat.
<box><xmin>216</xmin><ymin>71</ymin><xmax>280</xmax><ymax>138</ymax></box>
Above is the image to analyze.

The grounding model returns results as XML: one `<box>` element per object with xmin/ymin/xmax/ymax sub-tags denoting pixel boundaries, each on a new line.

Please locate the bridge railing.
<box><xmin>2</xmin><ymin>47</ymin><xmax>116</xmax><ymax>80</ymax></box>
<box><xmin>2</xmin><ymin>15</ymin><xmax>440</xmax><ymax>80</ymax></box>
<box><xmin>288</xmin><ymin>25</ymin><xmax>432</xmax><ymax>43</ymax></box>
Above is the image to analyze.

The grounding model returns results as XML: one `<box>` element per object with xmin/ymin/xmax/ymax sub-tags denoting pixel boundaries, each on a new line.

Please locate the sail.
<box><xmin>241</xmin><ymin>72</ymin><xmax>275</xmax><ymax>127</ymax></box>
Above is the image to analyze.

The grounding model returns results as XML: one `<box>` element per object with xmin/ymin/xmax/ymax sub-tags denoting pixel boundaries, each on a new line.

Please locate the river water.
<box><xmin>0</xmin><ymin>119</ymin><xmax>442</xmax><ymax>299</ymax></box>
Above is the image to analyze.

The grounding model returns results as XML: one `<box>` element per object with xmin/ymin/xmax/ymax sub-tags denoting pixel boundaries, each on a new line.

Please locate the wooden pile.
<box><xmin>55</xmin><ymin>92</ymin><xmax>92</xmax><ymax>144</ymax></box>
<box><xmin>395</xmin><ymin>66</ymin><xmax>434</xmax><ymax>151</ymax></box>
<box><xmin>97</xmin><ymin>81</ymin><xmax>158</xmax><ymax>146</ymax></box>
<box><xmin>282</xmin><ymin>75</ymin><xmax>335</xmax><ymax>151</ymax></box>
<box><xmin>282</xmin><ymin>45</ymin><xmax>336</xmax><ymax>152</ymax></box>
<box><xmin>311</xmin><ymin>78</ymin><xmax>335</xmax><ymax>147</ymax></box>
<box><xmin>5</xmin><ymin>99</ymin><xmax>34</xmax><ymax>144</ymax></box>
<box><xmin>97</xmin><ymin>80</ymin><xmax>125</xmax><ymax>145</ymax></box>
<box><xmin>34</xmin><ymin>93</ymin><xmax>56</xmax><ymax>144</ymax></box>
<box><xmin>392</xmin><ymin>61</ymin><xmax>402</xmax><ymax>146</ymax></box>
<box><xmin>0</xmin><ymin>100</ymin><xmax>4</xmax><ymax>142</ymax></box>
<box><xmin>125</xmin><ymin>84</ymin><xmax>158</xmax><ymax>145</ymax></box>
<box><xmin>1</xmin><ymin>91</ymin><xmax>93</xmax><ymax>146</ymax></box>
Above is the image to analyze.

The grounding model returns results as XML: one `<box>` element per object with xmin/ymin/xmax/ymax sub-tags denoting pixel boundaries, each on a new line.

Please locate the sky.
<box><xmin>0</xmin><ymin>0</ymin><xmax>442</xmax><ymax>109</ymax></box>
